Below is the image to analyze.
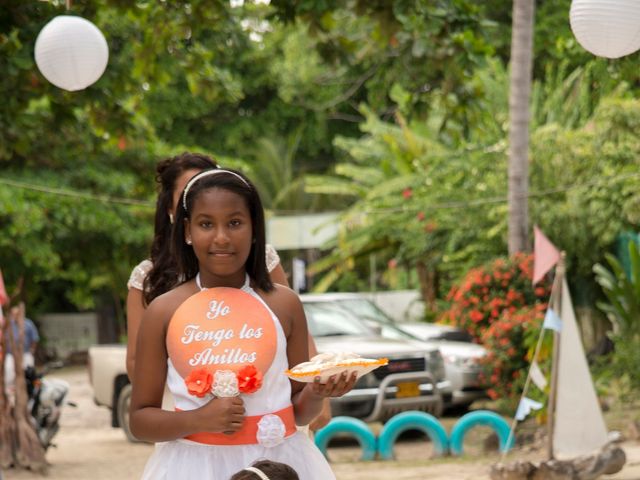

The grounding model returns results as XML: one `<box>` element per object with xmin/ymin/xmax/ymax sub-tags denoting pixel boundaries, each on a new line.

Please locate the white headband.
<box><xmin>243</xmin><ymin>466</ymin><xmax>270</xmax><ymax>480</ymax></box>
<box><xmin>182</xmin><ymin>169</ymin><xmax>250</xmax><ymax>211</ymax></box>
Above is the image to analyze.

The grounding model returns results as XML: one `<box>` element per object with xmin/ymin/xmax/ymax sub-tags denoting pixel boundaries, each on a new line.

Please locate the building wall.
<box><xmin>38</xmin><ymin>312</ymin><xmax>98</xmax><ymax>359</ymax></box>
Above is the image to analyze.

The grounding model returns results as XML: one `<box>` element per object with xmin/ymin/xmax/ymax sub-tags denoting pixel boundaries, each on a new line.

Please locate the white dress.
<box><xmin>125</xmin><ymin>245</ymin><xmax>283</xmax><ymax>413</ymax></box>
<box><xmin>139</xmin><ymin>276</ymin><xmax>335</xmax><ymax>480</ymax></box>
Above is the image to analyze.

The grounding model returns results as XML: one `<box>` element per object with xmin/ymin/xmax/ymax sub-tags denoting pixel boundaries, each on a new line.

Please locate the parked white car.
<box><xmin>397</xmin><ymin>322</ymin><xmax>487</xmax><ymax>409</ymax></box>
<box><xmin>301</xmin><ymin>297</ymin><xmax>449</xmax><ymax>422</ymax></box>
<box><xmin>300</xmin><ymin>293</ymin><xmax>488</xmax><ymax>410</ymax></box>
<box><xmin>301</xmin><ymin>294</ymin><xmax>454</xmax><ymax>406</ymax></box>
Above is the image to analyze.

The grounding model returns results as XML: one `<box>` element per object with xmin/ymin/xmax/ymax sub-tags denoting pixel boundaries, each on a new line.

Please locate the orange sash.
<box><xmin>180</xmin><ymin>405</ymin><xmax>296</xmax><ymax>445</ymax></box>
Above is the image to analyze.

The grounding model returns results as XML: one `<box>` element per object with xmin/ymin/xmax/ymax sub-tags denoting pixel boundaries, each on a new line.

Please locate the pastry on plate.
<box><xmin>285</xmin><ymin>352</ymin><xmax>388</xmax><ymax>383</ymax></box>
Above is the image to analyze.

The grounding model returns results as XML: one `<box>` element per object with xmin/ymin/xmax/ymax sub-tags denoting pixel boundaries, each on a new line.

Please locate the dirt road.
<box><xmin>3</xmin><ymin>367</ymin><xmax>640</xmax><ymax>480</ymax></box>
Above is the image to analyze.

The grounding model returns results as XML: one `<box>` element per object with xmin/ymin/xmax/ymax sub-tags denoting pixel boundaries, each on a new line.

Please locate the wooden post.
<box><xmin>546</xmin><ymin>253</ymin><xmax>566</xmax><ymax>460</ymax></box>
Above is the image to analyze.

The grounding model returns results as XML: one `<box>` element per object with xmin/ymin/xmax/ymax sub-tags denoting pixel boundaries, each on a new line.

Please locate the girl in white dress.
<box><xmin>125</xmin><ymin>153</ymin><xmax>288</xmax><ymax>382</ymax></box>
<box><xmin>129</xmin><ymin>168</ymin><xmax>354</xmax><ymax>479</ymax></box>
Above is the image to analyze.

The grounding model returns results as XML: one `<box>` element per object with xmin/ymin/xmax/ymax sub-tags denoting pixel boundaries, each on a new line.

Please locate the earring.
<box><xmin>186</xmin><ymin>238</ymin><xmax>192</xmax><ymax>245</ymax></box>
<box><xmin>169</xmin><ymin>213</ymin><xmax>174</xmax><ymax>225</ymax></box>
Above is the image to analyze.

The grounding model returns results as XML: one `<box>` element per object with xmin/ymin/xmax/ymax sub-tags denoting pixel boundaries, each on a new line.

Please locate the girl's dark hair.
<box><xmin>143</xmin><ymin>152</ymin><xmax>218</xmax><ymax>304</ymax></box>
<box><xmin>229</xmin><ymin>460</ymin><xmax>299</xmax><ymax>480</ymax></box>
<box><xmin>172</xmin><ymin>168</ymin><xmax>273</xmax><ymax>293</ymax></box>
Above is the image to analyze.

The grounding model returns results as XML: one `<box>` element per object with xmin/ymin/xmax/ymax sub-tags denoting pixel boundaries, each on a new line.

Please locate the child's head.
<box><xmin>173</xmin><ymin>168</ymin><xmax>273</xmax><ymax>292</ymax></box>
<box><xmin>155</xmin><ymin>152</ymin><xmax>218</xmax><ymax>225</ymax></box>
<box><xmin>229</xmin><ymin>460</ymin><xmax>299</xmax><ymax>480</ymax></box>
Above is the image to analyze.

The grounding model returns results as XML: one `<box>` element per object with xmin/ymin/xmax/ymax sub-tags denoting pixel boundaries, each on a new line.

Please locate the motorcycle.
<box><xmin>24</xmin><ymin>363</ymin><xmax>76</xmax><ymax>450</ymax></box>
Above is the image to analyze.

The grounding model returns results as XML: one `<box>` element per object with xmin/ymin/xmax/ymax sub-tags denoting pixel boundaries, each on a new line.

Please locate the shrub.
<box><xmin>441</xmin><ymin>253</ymin><xmax>551</xmax><ymax>341</ymax></box>
<box><xmin>478</xmin><ymin>305</ymin><xmax>548</xmax><ymax>408</ymax></box>
<box><xmin>593</xmin><ymin>240</ymin><xmax>640</xmax><ymax>397</ymax></box>
<box><xmin>441</xmin><ymin>253</ymin><xmax>552</xmax><ymax>407</ymax></box>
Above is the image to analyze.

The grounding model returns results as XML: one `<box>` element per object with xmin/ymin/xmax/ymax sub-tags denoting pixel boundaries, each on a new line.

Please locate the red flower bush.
<box><xmin>441</xmin><ymin>253</ymin><xmax>550</xmax><ymax>341</ymax></box>
<box><xmin>440</xmin><ymin>253</ymin><xmax>551</xmax><ymax>406</ymax></box>
<box><xmin>185</xmin><ymin>368</ymin><xmax>213</xmax><ymax>398</ymax></box>
<box><xmin>477</xmin><ymin>305</ymin><xmax>546</xmax><ymax>406</ymax></box>
<box><xmin>237</xmin><ymin>365</ymin><xmax>263</xmax><ymax>394</ymax></box>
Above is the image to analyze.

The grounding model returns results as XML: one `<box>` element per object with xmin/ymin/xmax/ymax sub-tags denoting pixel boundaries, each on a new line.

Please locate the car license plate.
<box><xmin>396</xmin><ymin>382</ymin><xmax>420</xmax><ymax>398</ymax></box>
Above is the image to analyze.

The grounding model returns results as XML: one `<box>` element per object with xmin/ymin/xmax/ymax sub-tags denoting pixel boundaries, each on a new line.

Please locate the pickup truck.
<box><xmin>87</xmin><ymin>344</ymin><xmax>136</xmax><ymax>441</ymax></box>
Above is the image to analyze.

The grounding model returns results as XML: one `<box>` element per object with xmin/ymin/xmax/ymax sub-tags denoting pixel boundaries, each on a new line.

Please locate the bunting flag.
<box><xmin>0</xmin><ymin>268</ymin><xmax>8</xmax><ymax>306</ymax></box>
<box><xmin>530</xmin><ymin>360</ymin><xmax>548</xmax><ymax>391</ymax></box>
<box><xmin>515</xmin><ymin>397</ymin><xmax>544</xmax><ymax>421</ymax></box>
<box><xmin>543</xmin><ymin>307</ymin><xmax>563</xmax><ymax>332</ymax></box>
<box><xmin>533</xmin><ymin>225</ymin><xmax>561</xmax><ymax>285</ymax></box>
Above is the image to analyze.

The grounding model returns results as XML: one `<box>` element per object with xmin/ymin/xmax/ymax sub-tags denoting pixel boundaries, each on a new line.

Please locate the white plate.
<box><xmin>285</xmin><ymin>358</ymin><xmax>388</xmax><ymax>384</ymax></box>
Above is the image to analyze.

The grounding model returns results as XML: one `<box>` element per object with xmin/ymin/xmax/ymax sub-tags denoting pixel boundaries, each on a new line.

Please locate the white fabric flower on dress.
<box><xmin>211</xmin><ymin>370</ymin><xmax>239</xmax><ymax>398</ymax></box>
<box><xmin>256</xmin><ymin>414</ymin><xmax>286</xmax><ymax>448</ymax></box>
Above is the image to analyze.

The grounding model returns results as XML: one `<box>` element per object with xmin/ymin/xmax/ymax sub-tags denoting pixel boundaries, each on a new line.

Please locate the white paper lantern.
<box><xmin>570</xmin><ymin>0</ymin><xmax>640</xmax><ymax>59</ymax></box>
<box><xmin>34</xmin><ymin>15</ymin><xmax>109</xmax><ymax>91</ymax></box>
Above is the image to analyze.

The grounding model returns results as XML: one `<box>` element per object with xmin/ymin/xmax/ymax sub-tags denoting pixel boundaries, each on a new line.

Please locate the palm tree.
<box><xmin>249</xmin><ymin>130</ymin><xmax>314</xmax><ymax>213</ymax></box>
<box><xmin>508</xmin><ymin>0</ymin><xmax>535</xmax><ymax>254</ymax></box>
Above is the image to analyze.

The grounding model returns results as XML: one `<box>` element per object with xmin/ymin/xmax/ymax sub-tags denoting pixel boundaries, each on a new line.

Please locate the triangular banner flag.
<box><xmin>515</xmin><ymin>397</ymin><xmax>544</xmax><ymax>421</ymax></box>
<box><xmin>533</xmin><ymin>226</ymin><xmax>561</xmax><ymax>285</ymax></box>
<box><xmin>530</xmin><ymin>360</ymin><xmax>548</xmax><ymax>391</ymax></box>
<box><xmin>543</xmin><ymin>307</ymin><xmax>563</xmax><ymax>332</ymax></box>
<box><xmin>553</xmin><ymin>278</ymin><xmax>609</xmax><ymax>458</ymax></box>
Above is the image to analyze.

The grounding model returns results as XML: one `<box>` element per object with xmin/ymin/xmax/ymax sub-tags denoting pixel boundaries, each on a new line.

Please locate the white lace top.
<box><xmin>126</xmin><ymin>244</ymin><xmax>281</xmax><ymax>291</ymax></box>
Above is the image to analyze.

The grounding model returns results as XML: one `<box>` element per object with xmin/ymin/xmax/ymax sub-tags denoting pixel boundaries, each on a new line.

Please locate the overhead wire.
<box><xmin>1</xmin><ymin>171</ymin><xmax>638</xmax><ymax>214</ymax></box>
<box><xmin>0</xmin><ymin>178</ymin><xmax>154</xmax><ymax>208</ymax></box>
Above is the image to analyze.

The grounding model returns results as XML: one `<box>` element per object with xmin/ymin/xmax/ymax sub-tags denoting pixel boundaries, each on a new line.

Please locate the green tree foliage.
<box><xmin>246</xmin><ymin>131</ymin><xmax>332</xmax><ymax>213</ymax></box>
<box><xmin>530</xmin><ymin>96</ymin><xmax>640</xmax><ymax>303</ymax></box>
<box><xmin>2</xmin><ymin>0</ymin><xmax>640</xmax><ymax>341</ymax></box>
<box><xmin>271</xmin><ymin>0</ymin><xmax>494</xmax><ymax>138</ymax></box>
<box><xmin>304</xmin><ymin>59</ymin><xmax>640</xmax><ymax>309</ymax></box>
<box><xmin>0</xmin><ymin>1</ymin><xmax>224</xmax><ymax>316</ymax></box>
<box><xmin>138</xmin><ymin>3</ymin><xmax>347</xmax><ymax>174</ymax></box>
<box><xmin>593</xmin><ymin>241</ymin><xmax>640</xmax><ymax>337</ymax></box>
<box><xmin>593</xmin><ymin>240</ymin><xmax>640</xmax><ymax>396</ymax></box>
<box><xmin>305</xmin><ymin>103</ymin><xmax>507</xmax><ymax>300</ymax></box>
<box><xmin>0</xmin><ymin>0</ymin><xmax>335</xmax><ymax>320</ymax></box>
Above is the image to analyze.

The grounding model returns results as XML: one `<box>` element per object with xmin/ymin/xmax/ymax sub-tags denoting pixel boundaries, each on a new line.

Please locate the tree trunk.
<box><xmin>0</xmin><ymin>307</ymin><xmax>17</xmax><ymax>468</ymax></box>
<box><xmin>96</xmin><ymin>294</ymin><xmax>119</xmax><ymax>344</ymax></box>
<box><xmin>416</xmin><ymin>260</ymin><xmax>438</xmax><ymax>312</ymax></box>
<box><xmin>6</xmin><ymin>302</ymin><xmax>47</xmax><ymax>472</ymax></box>
<box><xmin>508</xmin><ymin>0</ymin><xmax>535</xmax><ymax>255</ymax></box>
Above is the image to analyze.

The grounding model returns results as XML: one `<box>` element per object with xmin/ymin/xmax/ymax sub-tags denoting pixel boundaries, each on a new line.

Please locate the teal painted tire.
<box><xmin>449</xmin><ymin>410</ymin><xmax>514</xmax><ymax>456</ymax></box>
<box><xmin>377</xmin><ymin>411</ymin><xmax>449</xmax><ymax>460</ymax></box>
<box><xmin>314</xmin><ymin>416</ymin><xmax>377</xmax><ymax>461</ymax></box>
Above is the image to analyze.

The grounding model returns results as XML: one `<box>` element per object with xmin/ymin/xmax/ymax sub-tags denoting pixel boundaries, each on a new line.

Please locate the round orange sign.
<box><xmin>166</xmin><ymin>288</ymin><xmax>276</xmax><ymax>379</ymax></box>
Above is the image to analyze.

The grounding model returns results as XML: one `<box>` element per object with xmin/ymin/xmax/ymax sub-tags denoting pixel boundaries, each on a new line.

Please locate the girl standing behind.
<box><xmin>130</xmin><ymin>168</ymin><xmax>354</xmax><ymax>479</ymax></box>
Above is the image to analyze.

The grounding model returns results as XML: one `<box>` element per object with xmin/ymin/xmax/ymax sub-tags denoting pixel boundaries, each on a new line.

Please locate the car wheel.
<box><xmin>117</xmin><ymin>384</ymin><xmax>142</xmax><ymax>443</ymax></box>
